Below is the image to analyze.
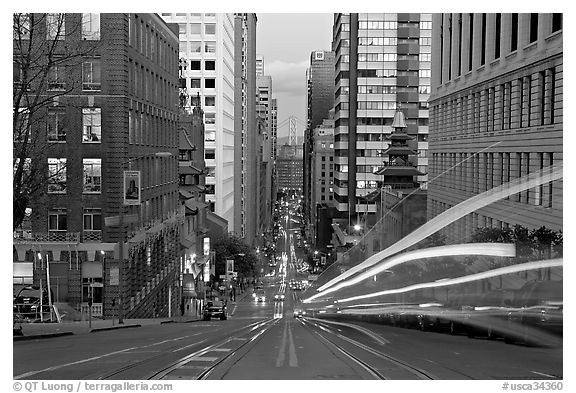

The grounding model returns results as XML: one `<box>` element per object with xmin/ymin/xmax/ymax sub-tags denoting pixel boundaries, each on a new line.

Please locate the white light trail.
<box><xmin>302</xmin><ymin>243</ymin><xmax>515</xmax><ymax>303</ymax></box>
<box><xmin>316</xmin><ymin>164</ymin><xmax>563</xmax><ymax>293</ymax></box>
<box><xmin>336</xmin><ymin>258</ymin><xmax>562</xmax><ymax>304</ymax></box>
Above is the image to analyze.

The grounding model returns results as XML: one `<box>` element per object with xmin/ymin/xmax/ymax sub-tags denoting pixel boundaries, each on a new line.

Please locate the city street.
<box><xmin>13</xmin><ymin>202</ymin><xmax>562</xmax><ymax>380</ymax></box>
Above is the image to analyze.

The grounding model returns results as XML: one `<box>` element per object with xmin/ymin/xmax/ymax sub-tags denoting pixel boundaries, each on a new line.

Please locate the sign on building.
<box><xmin>123</xmin><ymin>171</ymin><xmax>141</xmax><ymax>206</ymax></box>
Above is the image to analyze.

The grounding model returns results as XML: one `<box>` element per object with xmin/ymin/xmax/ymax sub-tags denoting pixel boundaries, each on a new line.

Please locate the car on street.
<box><xmin>203</xmin><ymin>300</ymin><xmax>227</xmax><ymax>321</ymax></box>
<box><xmin>254</xmin><ymin>289</ymin><xmax>266</xmax><ymax>302</ymax></box>
<box><xmin>274</xmin><ymin>294</ymin><xmax>285</xmax><ymax>301</ymax></box>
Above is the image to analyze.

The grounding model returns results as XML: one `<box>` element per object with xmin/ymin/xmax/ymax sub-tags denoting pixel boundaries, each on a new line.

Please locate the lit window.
<box><xmin>205</xmin><ymin>113</ymin><xmax>215</xmax><ymax>124</ymax></box>
<box><xmin>46</xmin><ymin>13</ymin><xmax>65</xmax><ymax>40</ymax></box>
<box><xmin>83</xmin><ymin>159</ymin><xmax>102</xmax><ymax>193</ymax></box>
<box><xmin>82</xmin><ymin>13</ymin><xmax>100</xmax><ymax>40</ymax></box>
<box><xmin>48</xmin><ymin>158</ymin><xmax>67</xmax><ymax>193</ymax></box>
<box><xmin>82</xmin><ymin>108</ymin><xmax>101</xmax><ymax>142</ymax></box>
<box><xmin>13</xmin><ymin>13</ymin><xmax>31</xmax><ymax>40</ymax></box>
<box><xmin>82</xmin><ymin>58</ymin><xmax>101</xmax><ymax>90</ymax></box>
<box><xmin>204</xmin><ymin>42</ymin><xmax>216</xmax><ymax>53</ymax></box>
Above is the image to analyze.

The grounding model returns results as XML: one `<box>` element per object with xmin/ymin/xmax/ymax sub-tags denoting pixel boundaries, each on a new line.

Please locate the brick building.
<box><xmin>13</xmin><ymin>13</ymin><xmax>182</xmax><ymax>319</ymax></box>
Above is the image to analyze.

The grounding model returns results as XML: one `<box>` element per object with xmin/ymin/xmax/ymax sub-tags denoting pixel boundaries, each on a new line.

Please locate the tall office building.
<box><xmin>332</xmin><ymin>13</ymin><xmax>431</xmax><ymax>230</ymax></box>
<box><xmin>233</xmin><ymin>13</ymin><xmax>258</xmax><ymax>245</ymax></box>
<box><xmin>269</xmin><ymin>98</ymin><xmax>278</xmax><ymax>205</ymax></box>
<box><xmin>13</xmin><ymin>13</ymin><xmax>181</xmax><ymax>319</ymax></box>
<box><xmin>304</xmin><ymin>50</ymin><xmax>335</xmax><ymax>236</ymax></box>
<box><xmin>256</xmin><ymin>54</ymin><xmax>264</xmax><ymax>76</ymax></box>
<box><xmin>428</xmin><ymin>13</ymin><xmax>563</xmax><ymax>243</ymax></box>
<box><xmin>277</xmin><ymin>144</ymin><xmax>304</xmax><ymax>191</ymax></box>
<box><xmin>161</xmin><ymin>13</ymin><xmax>236</xmax><ymax>229</ymax></box>
<box><xmin>310</xmin><ymin>115</ymin><xmax>335</xmax><ymax>245</ymax></box>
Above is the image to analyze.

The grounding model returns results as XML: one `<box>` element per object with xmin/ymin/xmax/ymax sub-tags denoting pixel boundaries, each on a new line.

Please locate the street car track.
<box><xmin>95</xmin><ymin>318</ymin><xmax>275</xmax><ymax>380</ymax></box>
<box><xmin>300</xmin><ymin>317</ymin><xmax>442</xmax><ymax>379</ymax></box>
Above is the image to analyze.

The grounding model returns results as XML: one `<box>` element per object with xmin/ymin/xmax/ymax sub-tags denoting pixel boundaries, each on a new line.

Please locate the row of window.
<box><xmin>178</xmin><ymin>23</ymin><xmax>216</xmax><ymax>35</ymax></box>
<box><xmin>180</xmin><ymin>59</ymin><xmax>216</xmax><ymax>71</ymax></box>
<box><xmin>441</xmin><ymin>13</ymin><xmax>562</xmax><ymax>82</ymax></box>
<box><xmin>129</xmin><ymin>14</ymin><xmax>179</xmax><ymax>73</ymax></box>
<box><xmin>128</xmin><ymin>109</ymin><xmax>178</xmax><ymax>147</ymax></box>
<box><xmin>48</xmin><ymin>208</ymin><xmax>102</xmax><ymax>232</ymax></box>
<box><xmin>47</xmin><ymin>158</ymin><xmax>101</xmax><ymax>194</ymax></box>
<box><xmin>334</xmin><ymin>133</ymin><xmax>429</xmax><ymax>143</ymax></box>
<box><xmin>180</xmin><ymin>41</ymin><xmax>217</xmax><ymax>54</ymax></box>
<box><xmin>14</xmin><ymin>13</ymin><xmax>100</xmax><ymax>41</ymax></box>
<box><xmin>430</xmin><ymin>151</ymin><xmax>556</xmax><ymax>208</ymax></box>
<box><xmin>432</xmin><ymin>66</ymin><xmax>560</xmax><ymax>136</ymax></box>
<box><xmin>44</xmin><ymin>156</ymin><xmax>176</xmax><ymax>195</ymax></box>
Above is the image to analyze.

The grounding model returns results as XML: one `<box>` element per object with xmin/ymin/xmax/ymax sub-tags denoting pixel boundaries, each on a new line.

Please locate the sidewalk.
<box><xmin>14</xmin><ymin>287</ymin><xmax>256</xmax><ymax>341</ymax></box>
<box><xmin>14</xmin><ymin>315</ymin><xmax>202</xmax><ymax>341</ymax></box>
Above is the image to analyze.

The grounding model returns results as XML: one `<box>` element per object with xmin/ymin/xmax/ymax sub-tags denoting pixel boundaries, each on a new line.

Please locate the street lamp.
<box><xmin>116</xmin><ymin>151</ymin><xmax>173</xmax><ymax>324</ymax></box>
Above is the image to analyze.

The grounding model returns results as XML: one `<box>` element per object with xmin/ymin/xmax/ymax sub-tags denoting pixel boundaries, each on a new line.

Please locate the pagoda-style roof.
<box><xmin>374</xmin><ymin>166</ymin><xmax>425</xmax><ymax>176</ymax></box>
<box><xmin>382</xmin><ymin>146</ymin><xmax>418</xmax><ymax>156</ymax></box>
<box><xmin>179</xmin><ymin>163</ymin><xmax>203</xmax><ymax>175</ymax></box>
<box><xmin>386</xmin><ymin>132</ymin><xmax>414</xmax><ymax>141</ymax></box>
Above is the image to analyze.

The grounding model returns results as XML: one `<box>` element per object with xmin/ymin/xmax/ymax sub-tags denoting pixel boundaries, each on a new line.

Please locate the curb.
<box><xmin>14</xmin><ymin>332</ymin><xmax>74</xmax><ymax>341</ymax></box>
<box><xmin>90</xmin><ymin>324</ymin><xmax>141</xmax><ymax>333</ymax></box>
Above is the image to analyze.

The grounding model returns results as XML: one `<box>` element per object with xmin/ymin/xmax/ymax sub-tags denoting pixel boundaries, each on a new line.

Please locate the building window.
<box><xmin>468</xmin><ymin>14</ymin><xmax>474</xmax><ymax>71</ymax></box>
<box><xmin>552</xmin><ymin>14</ymin><xmax>562</xmax><ymax>33</ymax></box>
<box><xmin>204</xmin><ymin>42</ymin><xmax>216</xmax><ymax>53</ymax></box>
<box><xmin>83</xmin><ymin>159</ymin><xmax>102</xmax><ymax>193</ymax></box>
<box><xmin>494</xmin><ymin>13</ymin><xmax>501</xmax><ymax>59</ymax></box>
<box><xmin>205</xmin><ymin>112</ymin><xmax>215</xmax><ymax>124</ymax></box>
<box><xmin>205</xmin><ymin>96</ymin><xmax>215</xmax><ymax>106</ymax></box>
<box><xmin>205</xmin><ymin>130</ymin><xmax>216</xmax><ymax>141</ymax></box>
<box><xmin>190</xmin><ymin>23</ymin><xmax>201</xmax><ymax>34</ymax></box>
<box><xmin>480</xmin><ymin>13</ymin><xmax>487</xmax><ymax>65</ymax></box>
<box><xmin>46</xmin><ymin>13</ymin><xmax>65</xmax><ymax>40</ymax></box>
<box><xmin>419</xmin><ymin>69</ymin><xmax>432</xmax><ymax>78</ymax></box>
<box><xmin>205</xmin><ymin>24</ymin><xmax>216</xmax><ymax>34</ymax></box>
<box><xmin>82</xmin><ymin>58</ymin><xmax>101</xmax><ymax>90</ymax></box>
<box><xmin>81</xmin><ymin>13</ymin><xmax>100</xmax><ymax>40</ymax></box>
<box><xmin>48</xmin><ymin>158</ymin><xmax>67</xmax><ymax>193</ymax></box>
<box><xmin>82</xmin><ymin>108</ymin><xmax>101</xmax><ymax>142</ymax></box>
<box><xmin>47</xmin><ymin>110</ymin><xmax>66</xmax><ymax>142</ymax></box>
<box><xmin>205</xmin><ymin>78</ymin><xmax>215</xmax><ymax>88</ymax></box>
<box><xmin>190</xmin><ymin>78</ymin><xmax>200</xmax><ymax>88</ymax></box>
<box><xmin>47</xmin><ymin>62</ymin><xmax>66</xmax><ymax>90</ymax></box>
<box><xmin>14</xmin><ymin>107</ymin><xmax>30</xmax><ymax>142</ymax></box>
<box><xmin>13</xmin><ymin>13</ymin><xmax>31</xmax><ymax>40</ymax></box>
<box><xmin>205</xmin><ymin>149</ymin><xmax>215</xmax><ymax>160</ymax></box>
<box><xmin>190</xmin><ymin>41</ymin><xmax>202</xmax><ymax>53</ymax></box>
<box><xmin>179</xmin><ymin>41</ymin><xmax>187</xmax><ymax>53</ymax></box>
<box><xmin>529</xmin><ymin>13</ymin><xmax>539</xmax><ymax>43</ymax></box>
<box><xmin>190</xmin><ymin>60</ymin><xmax>201</xmax><ymax>71</ymax></box>
<box><xmin>205</xmin><ymin>60</ymin><xmax>215</xmax><ymax>70</ymax></box>
<box><xmin>48</xmin><ymin>209</ymin><xmax>67</xmax><ymax>231</ymax></box>
<box><xmin>420</xmin><ymin>21</ymin><xmax>432</xmax><ymax>30</ymax></box>
<box><xmin>511</xmin><ymin>13</ymin><xmax>518</xmax><ymax>52</ymax></box>
<box><xmin>83</xmin><ymin>208</ymin><xmax>102</xmax><ymax>231</ymax></box>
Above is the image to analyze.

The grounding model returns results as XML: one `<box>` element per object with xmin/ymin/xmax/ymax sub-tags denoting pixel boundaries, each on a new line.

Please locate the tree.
<box><xmin>13</xmin><ymin>13</ymin><xmax>100</xmax><ymax>231</ymax></box>
<box><xmin>212</xmin><ymin>234</ymin><xmax>258</xmax><ymax>280</ymax></box>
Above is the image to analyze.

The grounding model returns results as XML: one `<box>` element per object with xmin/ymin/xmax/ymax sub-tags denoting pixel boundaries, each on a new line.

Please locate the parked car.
<box><xmin>504</xmin><ymin>280</ymin><xmax>563</xmax><ymax>345</ymax></box>
<box><xmin>465</xmin><ymin>288</ymin><xmax>517</xmax><ymax>339</ymax></box>
<box><xmin>203</xmin><ymin>300</ymin><xmax>227</xmax><ymax>321</ymax></box>
<box><xmin>13</xmin><ymin>285</ymin><xmax>53</xmax><ymax>322</ymax></box>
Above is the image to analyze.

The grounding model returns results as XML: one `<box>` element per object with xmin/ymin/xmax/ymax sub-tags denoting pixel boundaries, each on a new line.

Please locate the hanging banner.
<box><xmin>123</xmin><ymin>170</ymin><xmax>141</xmax><ymax>206</ymax></box>
<box><xmin>203</xmin><ymin>237</ymin><xmax>210</xmax><ymax>256</ymax></box>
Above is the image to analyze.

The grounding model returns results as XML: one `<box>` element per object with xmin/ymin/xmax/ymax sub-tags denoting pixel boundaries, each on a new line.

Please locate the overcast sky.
<box><xmin>256</xmin><ymin>14</ymin><xmax>333</xmax><ymax>138</ymax></box>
